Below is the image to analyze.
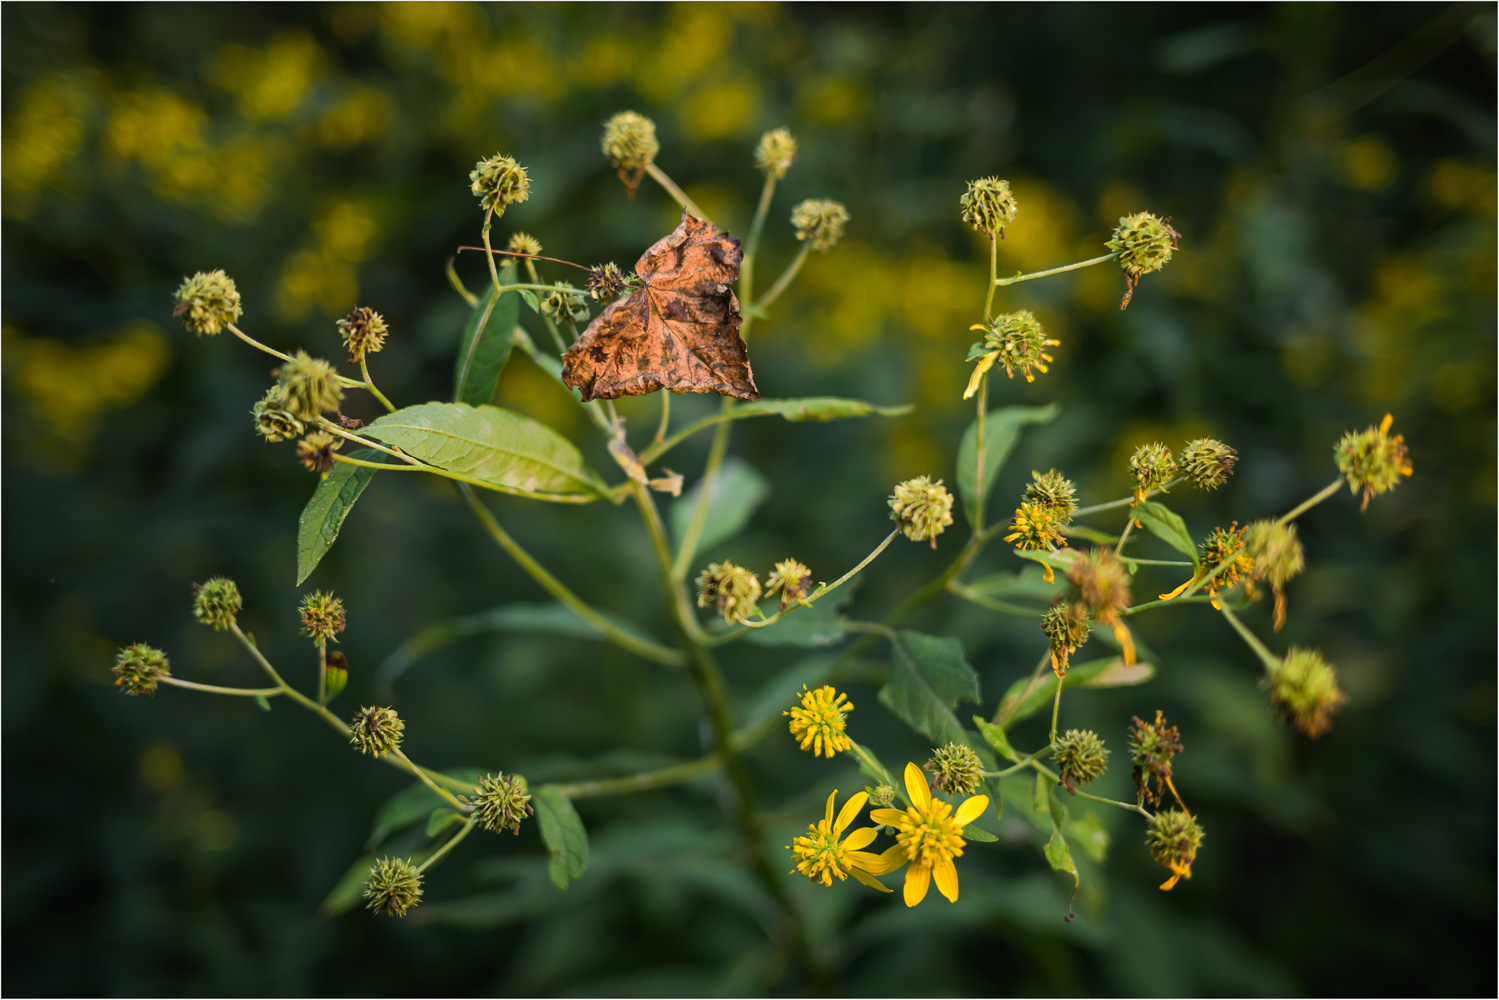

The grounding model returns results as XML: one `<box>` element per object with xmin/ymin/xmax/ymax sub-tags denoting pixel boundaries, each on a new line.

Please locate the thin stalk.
<box><xmin>1114</xmin><ymin>515</ymin><xmax>1137</xmax><ymax>557</ymax></box>
<box><xmin>990</xmin><ymin>748</ymin><xmax>1047</xmax><ymax>778</ymax></box>
<box><xmin>393</xmin><ymin>748</ymin><xmax>469</xmax><ymax>810</ymax></box>
<box><xmin>445</xmin><ymin>258</ymin><xmax>479</xmax><ymax>308</ymax></box>
<box><xmin>1049</xmin><ymin>677</ymin><xmax>1063</xmax><ymax>745</ymax></box>
<box><xmin>739</xmin><ymin>172</ymin><xmax>777</xmax><ymax>325</ymax></box>
<box><xmin>653</xmin><ymin>390</ymin><xmax>671</xmax><ymax>445</ymax></box>
<box><xmin>1121</xmin><ymin>594</ymin><xmax>1217</xmax><ymax>616</ymax></box>
<box><xmin>159</xmin><ymin>677</ymin><xmax>283</xmax><ymax>698</ymax></box>
<box><xmin>1071</xmin><ymin>477</ymin><xmax>1187</xmax><ymax>518</ymax></box>
<box><xmin>641</xmin><ymin>406</ymin><xmax>746</xmax><ymax>466</ymax></box>
<box><xmin>415</xmin><ymin>816</ymin><xmax>478</xmax><ymax>874</ymax></box>
<box><xmin>1280</xmin><ymin>477</ymin><xmax>1344</xmax><ymax>525</ymax></box>
<box><xmin>317</xmin><ymin>640</ymin><xmax>327</xmax><ymax>706</ymax></box>
<box><xmin>995</xmin><ymin>251</ymin><xmax>1120</xmax><ymax>287</ymax></box>
<box><xmin>732</xmin><ymin>530</ymin><xmax>900</xmax><ymax>632</ymax></box>
<box><xmin>359</xmin><ymin>358</ymin><xmax>396</xmax><ymax>413</ymax></box>
<box><xmin>460</xmin><ymin>483</ymin><xmax>685</xmax><ymax>667</ymax></box>
<box><xmin>671</xmin><ymin>402</ymin><xmax>734</xmax><ymax>581</ymax></box>
<box><xmin>756</xmin><ymin>242</ymin><xmax>810</xmax><ymax>310</ymax></box>
<box><xmin>1218</xmin><ymin>602</ymin><xmax>1281</xmax><ymax>673</ymax></box>
<box><xmin>546</xmin><ymin>754</ymin><xmax>724</xmax><ymax>799</ymax></box>
<box><xmin>973</xmin><ymin>378</ymin><xmax>989</xmax><ymax>532</ymax></box>
<box><xmin>1028</xmin><ymin>761</ymin><xmax>1151</xmax><ymax>817</ymax></box>
<box><xmin>983</xmin><ymin>233</ymin><xmax>998</xmax><ymax>320</ymax></box>
<box><xmin>644</xmin><ymin>162</ymin><xmax>711</xmax><ymax>223</ymax></box>
<box><xmin>946</xmin><ymin>583</ymin><xmax>1045</xmax><ymax>618</ymax></box>
<box><xmin>226</xmin><ymin>323</ymin><xmax>294</xmax><ymax>365</ymax></box>
<box><xmin>524</xmin><ymin>259</ymin><xmax>571</xmax><ymax>354</ymax></box>
<box><xmin>847</xmin><ymin>738</ymin><xmax>899</xmax><ymax>803</ymax></box>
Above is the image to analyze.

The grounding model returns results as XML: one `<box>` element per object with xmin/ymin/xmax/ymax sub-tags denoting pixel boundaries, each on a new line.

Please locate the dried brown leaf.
<box><xmin>561</xmin><ymin>213</ymin><xmax>758</xmax><ymax>402</ymax></box>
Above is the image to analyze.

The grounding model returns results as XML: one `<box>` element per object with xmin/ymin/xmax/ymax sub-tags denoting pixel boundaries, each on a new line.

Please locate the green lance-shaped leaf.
<box><xmin>670</xmin><ymin>456</ymin><xmax>769</xmax><ymax>559</ymax></box>
<box><xmin>995</xmin><ymin>654</ymin><xmax>1156</xmax><ymax>728</ymax></box>
<box><xmin>1039</xmin><ymin>774</ymin><xmax>1079</xmax><ymax>888</ymax></box>
<box><xmin>956</xmin><ymin>402</ymin><xmax>1062</xmax><ymax>524</ymax></box>
<box><xmin>1131</xmin><ymin>500</ymin><xmax>1200</xmax><ymax>566</ymax></box>
<box><xmin>533</xmin><ymin>787</ymin><xmax>589</xmax><ymax>890</ymax></box>
<box><xmin>320</xmin><ymin>852</ymin><xmax>378</xmax><ymax>917</ymax></box>
<box><xmin>877</xmin><ymin>630</ymin><xmax>981</xmax><ymax>748</ymax></box>
<box><xmin>453</xmin><ymin>262</ymin><xmax>520</xmax><ymax>407</ymax></box>
<box><xmin>364</xmin><ymin>402</ymin><xmax>607</xmax><ymax>497</ymax></box>
<box><xmin>296</xmin><ymin>449</ymin><xmax>380</xmax><ymax>585</ymax></box>
<box><xmin>730</xmin><ymin>396</ymin><xmax>914</xmax><ymax>422</ymax></box>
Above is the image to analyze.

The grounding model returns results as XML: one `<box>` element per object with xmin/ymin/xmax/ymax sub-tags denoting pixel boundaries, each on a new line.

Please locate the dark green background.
<box><xmin>4</xmin><ymin>4</ymin><xmax>1494</xmax><ymax>995</ymax></box>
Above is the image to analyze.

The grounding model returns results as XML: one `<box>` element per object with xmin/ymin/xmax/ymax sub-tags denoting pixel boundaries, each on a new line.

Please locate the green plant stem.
<box><xmin>756</xmin><ymin>242</ymin><xmax>810</xmax><ymax>310</ymax></box>
<box><xmin>1027</xmin><ymin>761</ymin><xmax>1151</xmax><ymax>817</ymax></box>
<box><xmin>445</xmin><ymin>258</ymin><xmax>479</xmax><ymax>308</ymax></box>
<box><xmin>415</xmin><ymin>816</ymin><xmax>478</xmax><ymax>874</ymax></box>
<box><xmin>159</xmin><ymin>677</ymin><xmax>283</xmax><ymax>697</ymax></box>
<box><xmin>973</xmin><ymin>378</ymin><xmax>989</xmax><ymax>533</ymax></box>
<box><xmin>226</xmin><ymin>323</ymin><xmax>363</xmax><ymax>388</ymax></box>
<box><xmin>1071</xmin><ymin>477</ymin><xmax>1186</xmax><ymax>518</ymax></box>
<box><xmin>459</xmin><ymin>483</ymin><xmax>685</xmax><ymax>666</ymax></box>
<box><xmin>393</xmin><ymin>748</ymin><xmax>469</xmax><ymax>810</ymax></box>
<box><xmin>653</xmin><ymin>392</ymin><xmax>671</xmax><ymax>445</ymax></box>
<box><xmin>1280</xmin><ymin>477</ymin><xmax>1345</xmax><ymax>525</ymax></box>
<box><xmin>1121</xmin><ymin>594</ymin><xmax>1217</xmax><ymax>616</ymax></box>
<box><xmin>995</xmin><ymin>251</ymin><xmax>1120</xmax><ymax>287</ymax></box>
<box><xmin>1218</xmin><ymin>602</ymin><xmax>1281</xmax><ymax>673</ymax></box>
<box><xmin>983</xmin><ymin>233</ymin><xmax>999</xmax><ymax>320</ymax></box>
<box><xmin>546</xmin><ymin>754</ymin><xmax>723</xmax><ymax>799</ymax></box>
<box><xmin>990</xmin><ymin>749</ymin><xmax>1047</xmax><ymax>778</ymax></box>
<box><xmin>328</xmin><ymin>448</ymin><xmax>602</xmax><ymax>505</ymax></box>
<box><xmin>1114</xmin><ymin>515</ymin><xmax>1137</xmax><ymax>557</ymax></box>
<box><xmin>317</xmin><ymin>640</ymin><xmax>327</xmax><ymax>706</ymax></box>
<box><xmin>739</xmin><ymin>172</ymin><xmax>777</xmax><ymax>322</ymax></box>
<box><xmin>1049</xmin><ymin>675</ymin><xmax>1064</xmax><ymax>745</ymax></box>
<box><xmin>645</xmin><ymin>162</ymin><xmax>711</xmax><ymax>223</ymax></box>
<box><xmin>671</xmin><ymin>404</ymin><xmax>733</xmax><ymax>581</ymax></box>
<box><xmin>359</xmin><ymin>359</ymin><xmax>396</xmax><ymax>413</ymax></box>
<box><xmin>735</xmin><ymin>530</ymin><xmax>900</xmax><ymax>631</ymax></box>
<box><xmin>946</xmin><ymin>583</ymin><xmax>1045</xmax><ymax>617</ymax></box>
<box><xmin>524</xmin><ymin>260</ymin><xmax>572</xmax><ymax>353</ymax></box>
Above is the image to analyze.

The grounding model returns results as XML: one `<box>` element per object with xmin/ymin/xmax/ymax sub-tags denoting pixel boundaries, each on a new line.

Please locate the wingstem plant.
<box><xmin>127</xmin><ymin>114</ymin><xmax>1413</xmax><ymax>964</ymax></box>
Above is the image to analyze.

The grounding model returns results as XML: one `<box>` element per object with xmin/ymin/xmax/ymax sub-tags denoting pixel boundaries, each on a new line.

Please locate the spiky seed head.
<box><xmin>790</xmin><ymin>199</ymin><xmax>849</xmax><ymax>252</ymax></box>
<box><xmin>252</xmin><ymin>387</ymin><xmax>306</xmax><ymax>443</ymax></box>
<box><xmin>337</xmin><ymin>306</ymin><xmax>389</xmax><ymax>363</ymax></box>
<box><xmin>113</xmin><ymin>643</ymin><xmax>170</xmax><ymax>696</ymax></box>
<box><xmin>888</xmin><ymin>476</ymin><xmax>955</xmax><ymax>548</ymax></box>
<box><xmin>695</xmin><ymin>561</ymin><xmax>763</xmax><ymax>623</ymax></box>
<box><xmin>173</xmin><ymin>270</ymin><xmax>242</xmax><ymax>336</ymax></box>
<box><xmin>1266</xmin><ymin>647</ymin><xmax>1348</xmax><ymax>738</ymax></box>
<box><xmin>926</xmin><ymin>742</ymin><xmax>985</xmax><ymax>797</ymax></box>
<box><xmin>1107</xmin><ymin>212</ymin><xmax>1180</xmax><ymax>276</ymax></box>
<box><xmin>275</xmin><ymin>350</ymin><xmax>343</xmax><ymax>420</ymax></box>
<box><xmin>473</xmin><ymin>772</ymin><xmax>534</xmax><ymax>835</ymax></box>
<box><xmin>299</xmin><ymin>590</ymin><xmax>346</xmax><ymax>643</ymax></box>
<box><xmin>1025</xmin><ymin>469</ymin><xmax>1078</xmax><ymax>523</ymax></box>
<box><xmin>1146</xmin><ymin>809</ymin><xmax>1203</xmax><ymax>873</ymax></box>
<box><xmin>193</xmin><ymin>577</ymin><xmax>242</xmax><ymax>631</ymax></box>
<box><xmin>1127</xmin><ymin>710</ymin><xmax>1183</xmax><ymax>807</ymax></box>
<box><xmin>601</xmin><ymin>111</ymin><xmax>659</xmax><ymax>172</ymax></box>
<box><xmin>586</xmin><ymin>262</ymin><xmax>626</xmax><ymax>302</ymax></box>
<box><xmin>469</xmin><ymin>153</ymin><xmax>530</xmax><ymax>217</ymax></box>
<box><xmin>1068</xmin><ymin>547</ymin><xmax>1132</xmax><ymax>623</ymax></box>
<box><xmin>363</xmin><ymin>857</ymin><xmax>422</xmax><ymax>917</ymax></box>
<box><xmin>349</xmin><ymin>705</ymin><xmax>404</xmax><ymax>756</ymax></box>
<box><xmin>1129</xmin><ymin>442</ymin><xmax>1178</xmax><ymax>498</ymax></box>
<box><xmin>755</xmin><ymin>128</ymin><xmax>797</xmax><ymax>179</ymax></box>
<box><xmin>765</xmin><ymin>558</ymin><xmax>813</xmax><ymax>611</ymax></box>
<box><xmin>1053</xmin><ymin>729</ymin><xmax>1109</xmax><ymax>792</ymax></box>
<box><xmin>959</xmin><ymin>176</ymin><xmax>1019</xmax><ymax>239</ymax></box>
<box><xmin>1335</xmin><ymin>413</ymin><xmax>1413</xmax><ymax>510</ymax></box>
<box><xmin>507</xmin><ymin>232</ymin><xmax>542</xmax><ymax>256</ymax></box>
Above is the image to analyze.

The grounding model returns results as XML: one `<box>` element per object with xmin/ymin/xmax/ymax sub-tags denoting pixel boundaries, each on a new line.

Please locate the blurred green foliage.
<box><xmin>3</xmin><ymin>3</ymin><xmax>1494</xmax><ymax>995</ymax></box>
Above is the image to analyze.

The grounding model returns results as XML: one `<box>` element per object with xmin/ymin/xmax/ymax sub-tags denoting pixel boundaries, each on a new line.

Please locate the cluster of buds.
<box><xmin>586</xmin><ymin>262</ymin><xmax>627</xmax><ymax>302</ymax></box>
<box><xmin>754</xmin><ymin>127</ymin><xmax>797</xmax><ymax>180</ymax></box>
<box><xmin>541</xmin><ymin>282</ymin><xmax>590</xmax><ymax>324</ymax></box>
<box><xmin>965</xmin><ymin>310</ymin><xmax>1058</xmax><ymax>396</ymax></box>
<box><xmin>959</xmin><ymin>176</ymin><xmax>1019</xmax><ymax>240</ymax></box>
<box><xmin>888</xmin><ymin>476</ymin><xmax>955</xmax><ymax>548</ymax></box>
<box><xmin>1266</xmin><ymin>647</ymin><xmax>1347</xmax><ymax>738</ymax></box>
<box><xmin>926</xmin><ymin>742</ymin><xmax>985</xmax><ymax>797</ymax></box>
<box><xmin>1107</xmin><ymin>211</ymin><xmax>1180</xmax><ymax>309</ymax></box>
<box><xmin>1053</xmin><ymin>729</ymin><xmax>1109</xmax><ymax>794</ymax></box>
<box><xmin>469</xmin><ymin>152</ymin><xmax>530</xmax><ymax>218</ymax></box>
<box><xmin>790</xmin><ymin>199</ymin><xmax>849</xmax><ymax>252</ymax></box>
<box><xmin>695</xmin><ymin>561</ymin><xmax>763</xmax><ymax>624</ymax></box>
<box><xmin>337</xmin><ymin>306</ymin><xmax>389</xmax><ymax>364</ymax></box>
<box><xmin>173</xmin><ymin>270</ymin><xmax>242</xmax><ymax>336</ymax></box>
<box><xmin>1336</xmin><ymin>413</ymin><xmax>1413</xmax><ymax>510</ymax></box>
<box><xmin>1128</xmin><ymin>710</ymin><xmax>1183</xmax><ymax>808</ymax></box>
<box><xmin>765</xmin><ymin>558</ymin><xmax>813</xmax><ymax>612</ymax></box>
<box><xmin>473</xmin><ymin>772</ymin><xmax>534</xmax><ymax>835</ymax></box>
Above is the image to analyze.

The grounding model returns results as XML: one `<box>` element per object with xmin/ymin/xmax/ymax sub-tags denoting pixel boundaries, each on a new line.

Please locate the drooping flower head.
<box><xmin>1266</xmin><ymin>647</ymin><xmax>1348</xmax><ymax>738</ymax></box>
<box><xmin>965</xmin><ymin>310</ymin><xmax>1058</xmax><ymax>397</ymax></box>
<box><xmin>1068</xmin><ymin>547</ymin><xmax>1136</xmax><ymax>664</ymax></box>
<box><xmin>868</xmin><ymin>762</ymin><xmax>990</xmax><ymax>907</ymax></box>
<box><xmin>695</xmin><ymin>561</ymin><xmax>762</xmax><ymax>624</ymax></box>
<box><xmin>787</xmin><ymin>790</ymin><xmax>893</xmax><ymax>892</ymax></box>
<box><xmin>1146</xmin><ymin>808</ymin><xmax>1203</xmax><ymax>891</ymax></box>
<box><xmin>785</xmin><ymin>685</ymin><xmax>853</xmax><ymax>758</ymax></box>
<box><xmin>765</xmin><ymin>558</ymin><xmax>813</xmax><ymax>611</ymax></box>
<box><xmin>1244</xmin><ymin>520</ymin><xmax>1304</xmax><ymax>630</ymax></box>
<box><xmin>1128</xmin><ymin>710</ymin><xmax>1184</xmax><ymax>809</ymax></box>
<box><xmin>889</xmin><ymin>476</ymin><xmax>954</xmax><ymax>548</ymax></box>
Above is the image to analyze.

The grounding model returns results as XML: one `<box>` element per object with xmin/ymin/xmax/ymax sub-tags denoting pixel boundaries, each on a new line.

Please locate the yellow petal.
<box><xmin>963</xmin><ymin>353</ymin><xmax>998</xmax><ymax>400</ymax></box>
<box><xmin>833</xmin><ymin>790</ymin><xmax>868</xmax><ymax>835</ymax></box>
<box><xmin>868</xmin><ymin>807</ymin><xmax>905</xmax><ymax>828</ymax></box>
<box><xmin>851</xmin><ymin>866</ymin><xmax>894</xmax><ymax>892</ymax></box>
<box><xmin>1158</xmin><ymin>573</ymin><xmax>1199</xmax><ymax>601</ymax></box>
<box><xmin>933</xmin><ymin>857</ymin><xmax>960</xmax><ymax>902</ymax></box>
<box><xmin>822</xmin><ymin>790</ymin><xmax>837</xmax><ymax>826</ymax></box>
<box><xmin>874</xmin><ymin>844</ymin><xmax>908</xmax><ymax>875</ymax></box>
<box><xmin>903</xmin><ymin>863</ymin><xmax>931</xmax><ymax>907</ymax></box>
<box><xmin>903</xmin><ymin>762</ymin><xmax>930</xmax><ymax>810</ymax></box>
<box><xmin>953</xmin><ymin>794</ymin><xmax>990</xmax><ymax>827</ymax></box>
<box><xmin>1380</xmin><ymin>413</ymin><xmax>1393</xmax><ymax>434</ymax></box>
<box><xmin>842</xmin><ymin>826</ymin><xmax>877</xmax><ymax>851</ymax></box>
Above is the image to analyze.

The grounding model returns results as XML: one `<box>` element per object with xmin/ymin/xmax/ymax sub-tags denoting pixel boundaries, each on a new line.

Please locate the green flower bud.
<box><xmin>252</xmin><ymin>387</ymin><xmax>305</xmax><ymax>443</ymax></box>
<box><xmin>959</xmin><ymin>176</ymin><xmax>1019</xmax><ymax>239</ymax></box>
<box><xmin>275</xmin><ymin>350</ymin><xmax>344</xmax><ymax>421</ymax></box>
<box><xmin>888</xmin><ymin>476</ymin><xmax>955</xmax><ymax>548</ymax></box>
<box><xmin>1335</xmin><ymin>413</ymin><xmax>1413</xmax><ymax>510</ymax></box>
<box><xmin>586</xmin><ymin>262</ymin><xmax>626</xmax><ymax>302</ymax></box>
<box><xmin>112</xmin><ymin>643</ymin><xmax>170</xmax><ymax>696</ymax></box>
<box><xmin>1266</xmin><ymin>647</ymin><xmax>1348</xmax><ymax>739</ymax></box>
<box><xmin>601</xmin><ymin>110</ymin><xmax>659</xmax><ymax>173</ymax></box>
<box><xmin>1053</xmin><ymin>728</ymin><xmax>1109</xmax><ymax>793</ymax></box>
<box><xmin>507</xmin><ymin>232</ymin><xmax>542</xmax><ymax>257</ymax></box>
<box><xmin>1180</xmin><ymin>438</ymin><xmax>1237</xmax><ymax>491</ymax></box>
<box><xmin>1128</xmin><ymin>442</ymin><xmax>1177</xmax><ymax>502</ymax></box>
<box><xmin>541</xmin><ymin>281</ymin><xmax>590</xmax><ymax>323</ymax></box>
<box><xmin>790</xmin><ymin>198</ymin><xmax>848</xmax><ymax>252</ymax></box>
<box><xmin>1041</xmin><ymin>602</ymin><xmax>1090</xmax><ymax>677</ymax></box>
<box><xmin>1127</xmin><ymin>710</ymin><xmax>1183</xmax><ymax>808</ymax></box>
<box><xmin>173</xmin><ymin>269</ymin><xmax>242</xmax><ymax>336</ymax></box>
<box><xmin>1067</xmin><ymin>547</ymin><xmax>1132</xmax><ymax>624</ymax></box>
<box><xmin>363</xmin><ymin>857</ymin><xmax>423</xmax><ymax>917</ymax></box>
<box><xmin>337</xmin><ymin>306</ymin><xmax>389</xmax><ymax>363</ymax></box>
<box><xmin>473</xmin><ymin>772</ymin><xmax>534</xmax><ymax>835</ymax></box>
<box><xmin>192</xmin><ymin>577</ymin><xmax>242</xmax><ymax>631</ymax></box>
<box><xmin>754</xmin><ymin>127</ymin><xmax>797</xmax><ymax>179</ymax></box>
<box><xmin>1024</xmin><ymin>469</ymin><xmax>1077</xmax><ymax>523</ymax></box>
<box><xmin>867</xmin><ymin>783</ymin><xmax>895</xmax><ymax>809</ymax></box>
<box><xmin>1106</xmin><ymin>212</ymin><xmax>1180</xmax><ymax>310</ymax></box>
<box><xmin>299</xmin><ymin>590</ymin><xmax>346</xmax><ymax>643</ymax></box>
<box><xmin>1146</xmin><ymin>808</ymin><xmax>1203</xmax><ymax>889</ymax></box>
<box><xmin>964</xmin><ymin>309</ymin><xmax>1059</xmax><ymax>395</ymax></box>
<box><xmin>325</xmin><ymin>650</ymin><xmax>349</xmax><ymax>702</ymax></box>
<box><xmin>695</xmin><ymin>561</ymin><xmax>763</xmax><ymax>624</ymax></box>
<box><xmin>349</xmin><ymin>705</ymin><xmax>404</xmax><ymax>756</ymax></box>
<box><xmin>926</xmin><ymin>742</ymin><xmax>985</xmax><ymax>797</ymax></box>
<box><xmin>1244</xmin><ymin>520</ymin><xmax>1304</xmax><ymax>630</ymax></box>
<box><xmin>296</xmin><ymin>430</ymin><xmax>341</xmax><ymax>475</ymax></box>
<box><xmin>765</xmin><ymin>558</ymin><xmax>813</xmax><ymax>611</ymax></box>
<box><xmin>469</xmin><ymin>153</ymin><xmax>530</xmax><ymax>217</ymax></box>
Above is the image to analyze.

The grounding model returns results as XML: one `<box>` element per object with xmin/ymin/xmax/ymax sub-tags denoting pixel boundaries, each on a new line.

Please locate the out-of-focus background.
<box><xmin>4</xmin><ymin>4</ymin><xmax>1494</xmax><ymax>995</ymax></box>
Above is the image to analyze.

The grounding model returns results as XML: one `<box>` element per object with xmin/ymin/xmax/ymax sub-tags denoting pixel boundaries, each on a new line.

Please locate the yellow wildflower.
<box><xmin>868</xmin><ymin>761</ymin><xmax>990</xmax><ymax>907</ymax></box>
<box><xmin>787</xmin><ymin>790</ymin><xmax>893</xmax><ymax>892</ymax></box>
<box><xmin>785</xmin><ymin>685</ymin><xmax>853</xmax><ymax>757</ymax></box>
